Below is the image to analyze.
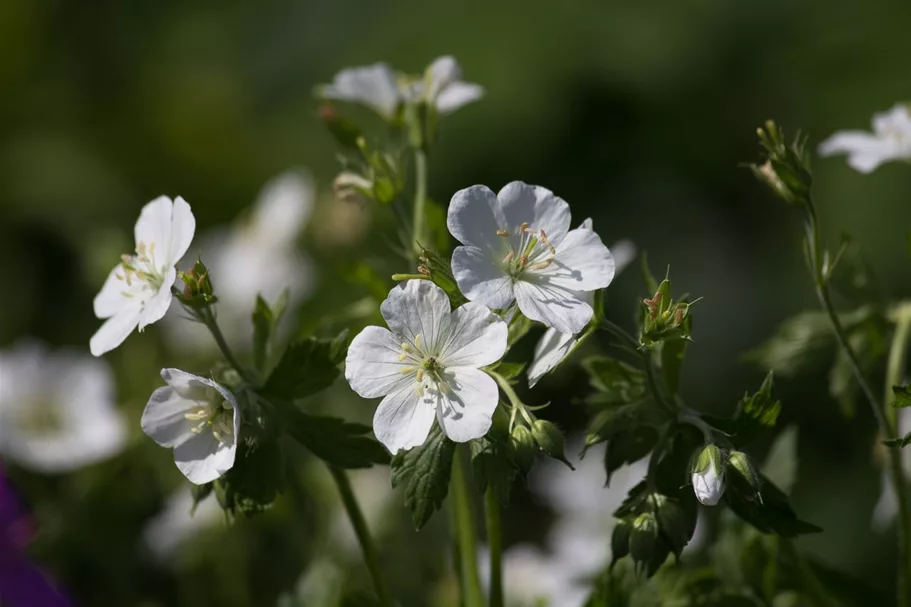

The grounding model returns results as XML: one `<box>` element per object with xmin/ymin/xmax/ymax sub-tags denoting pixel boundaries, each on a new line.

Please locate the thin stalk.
<box><xmin>485</xmin><ymin>487</ymin><xmax>504</xmax><ymax>607</ymax></box>
<box><xmin>780</xmin><ymin>538</ymin><xmax>836</xmax><ymax>607</ymax></box>
<box><xmin>490</xmin><ymin>370</ymin><xmax>533</xmax><ymax>426</ymax></box>
<box><xmin>199</xmin><ymin>306</ymin><xmax>251</xmax><ymax>383</ymax></box>
<box><xmin>411</xmin><ymin>147</ymin><xmax>428</xmax><ymax>262</ymax></box>
<box><xmin>451</xmin><ymin>445</ymin><xmax>484</xmax><ymax>607</ymax></box>
<box><xmin>802</xmin><ymin>201</ymin><xmax>911</xmax><ymax>605</ymax></box>
<box><xmin>327</xmin><ymin>466</ymin><xmax>394</xmax><ymax>607</ymax></box>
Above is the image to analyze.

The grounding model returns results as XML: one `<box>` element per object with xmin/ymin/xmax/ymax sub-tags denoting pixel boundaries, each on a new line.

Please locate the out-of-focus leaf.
<box><xmin>507</xmin><ymin>311</ymin><xmax>534</xmax><ymax>348</ymax></box>
<box><xmin>390</xmin><ymin>424</ymin><xmax>455</xmax><ymax>529</ymax></box>
<box><xmin>604</xmin><ymin>427</ymin><xmax>658</xmax><ymax>486</ymax></box>
<box><xmin>261</xmin><ymin>337</ymin><xmax>340</xmax><ymax>401</ymax></box>
<box><xmin>422</xmin><ymin>198</ymin><xmax>451</xmax><ymax>254</ymax></box>
<box><xmin>707</xmin><ymin>372</ymin><xmax>780</xmax><ymax>447</ymax></box>
<box><xmin>582</xmin><ymin>356</ymin><xmax>648</xmax><ymax>406</ymax></box>
<box><xmin>745</xmin><ymin>311</ymin><xmax>834</xmax><ymax>377</ymax></box>
<box><xmin>882</xmin><ymin>433</ymin><xmax>911</xmax><ymax>448</ymax></box>
<box><xmin>761</xmin><ymin>426</ymin><xmax>798</xmax><ymax>495</ymax></box>
<box><xmin>214</xmin><ymin>439</ymin><xmax>284</xmax><ymax>517</ymax></box>
<box><xmin>190</xmin><ymin>482</ymin><xmax>213</xmax><ymax>514</ymax></box>
<box><xmin>724</xmin><ymin>474</ymin><xmax>821</xmax><ymax>537</ymax></box>
<box><xmin>251</xmin><ymin>290</ymin><xmax>290</xmax><ymax>374</ymax></box>
<box><xmin>470</xmin><ymin>436</ymin><xmax>517</xmax><ymax>506</ymax></box>
<box><xmin>893</xmin><ymin>386</ymin><xmax>911</xmax><ymax>408</ymax></box>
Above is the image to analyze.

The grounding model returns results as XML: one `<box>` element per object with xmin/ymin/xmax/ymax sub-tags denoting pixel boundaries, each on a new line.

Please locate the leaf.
<box><xmin>423</xmin><ymin>198</ymin><xmax>451</xmax><ymax>254</ymax></box>
<box><xmin>341</xmin><ymin>592</ymin><xmax>382</xmax><ymax>607</ymax></box>
<box><xmin>744</xmin><ymin>311</ymin><xmax>835</xmax><ymax>377</ymax></box>
<box><xmin>724</xmin><ymin>473</ymin><xmax>821</xmax><ymax>537</ymax></box>
<box><xmin>274</xmin><ymin>402</ymin><xmax>390</xmax><ymax>468</ymax></box>
<box><xmin>761</xmin><ymin>426</ymin><xmax>799</xmax><ymax>495</ymax></box>
<box><xmin>214</xmin><ymin>439</ymin><xmax>285</xmax><ymax>517</ymax></box>
<box><xmin>251</xmin><ymin>290</ymin><xmax>290</xmax><ymax>374</ymax></box>
<box><xmin>604</xmin><ymin>427</ymin><xmax>658</xmax><ymax>485</ymax></box>
<box><xmin>893</xmin><ymin>386</ymin><xmax>911</xmax><ymax>408</ymax></box>
<box><xmin>491</xmin><ymin>361</ymin><xmax>526</xmax><ymax>382</ymax></box>
<box><xmin>582</xmin><ymin>357</ymin><xmax>648</xmax><ymax>406</ymax></box>
<box><xmin>709</xmin><ymin>372</ymin><xmax>781</xmax><ymax>447</ymax></box>
<box><xmin>882</xmin><ymin>432</ymin><xmax>911</xmax><ymax>448</ymax></box>
<box><xmin>390</xmin><ymin>424</ymin><xmax>456</xmax><ymax>529</ymax></box>
<box><xmin>471</xmin><ymin>437</ymin><xmax>518</xmax><ymax>506</ymax></box>
<box><xmin>507</xmin><ymin>311</ymin><xmax>534</xmax><ymax>348</ymax></box>
<box><xmin>190</xmin><ymin>482</ymin><xmax>214</xmax><ymax>514</ymax></box>
<box><xmin>261</xmin><ymin>337</ymin><xmax>340</xmax><ymax>401</ymax></box>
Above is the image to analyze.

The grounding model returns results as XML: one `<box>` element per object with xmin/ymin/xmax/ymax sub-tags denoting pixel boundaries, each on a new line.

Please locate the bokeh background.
<box><xmin>2</xmin><ymin>0</ymin><xmax>911</xmax><ymax>605</ymax></box>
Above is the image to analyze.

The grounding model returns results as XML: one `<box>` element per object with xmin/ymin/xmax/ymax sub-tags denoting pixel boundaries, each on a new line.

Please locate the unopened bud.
<box><xmin>508</xmin><ymin>424</ymin><xmax>537</xmax><ymax>472</ymax></box>
<box><xmin>610</xmin><ymin>518</ymin><xmax>631</xmax><ymax>567</ymax></box>
<box><xmin>177</xmin><ymin>258</ymin><xmax>216</xmax><ymax>308</ymax></box>
<box><xmin>629</xmin><ymin>513</ymin><xmax>659</xmax><ymax>564</ymax></box>
<box><xmin>728</xmin><ymin>451</ymin><xmax>761</xmax><ymax>491</ymax></box>
<box><xmin>531</xmin><ymin>419</ymin><xmax>574</xmax><ymax>470</ymax></box>
<box><xmin>691</xmin><ymin>444</ymin><xmax>725</xmax><ymax>506</ymax></box>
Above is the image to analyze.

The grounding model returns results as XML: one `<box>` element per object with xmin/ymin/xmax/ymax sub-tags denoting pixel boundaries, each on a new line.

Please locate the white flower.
<box><xmin>479</xmin><ymin>544</ymin><xmax>588</xmax><ymax>607</ymax></box>
<box><xmin>0</xmin><ymin>341</ymin><xmax>127</xmax><ymax>473</ymax></box>
<box><xmin>91</xmin><ymin>196</ymin><xmax>195</xmax><ymax>356</ymax></box>
<box><xmin>142</xmin><ymin>488</ymin><xmax>223</xmax><ymax>560</ymax></box>
<box><xmin>692</xmin><ymin>455</ymin><xmax>725</xmax><ymax>506</ymax></box>
<box><xmin>319</xmin><ymin>56</ymin><xmax>483</xmax><ymax>120</ymax></box>
<box><xmin>345</xmin><ymin>279</ymin><xmax>508</xmax><ymax>454</ymax></box>
<box><xmin>141</xmin><ymin>369</ymin><xmax>240</xmax><ymax>485</ymax></box>
<box><xmin>819</xmin><ymin>103</ymin><xmax>911</xmax><ymax>173</ymax></box>
<box><xmin>527</xmin><ymin>236</ymin><xmax>636</xmax><ymax>387</ymax></box>
<box><xmin>448</xmin><ymin>182</ymin><xmax>615</xmax><ymax>335</ymax></box>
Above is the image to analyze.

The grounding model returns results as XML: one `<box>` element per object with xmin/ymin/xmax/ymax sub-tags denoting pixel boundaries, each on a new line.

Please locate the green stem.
<box><xmin>802</xmin><ymin>201</ymin><xmax>911</xmax><ymax>606</ymax></box>
<box><xmin>327</xmin><ymin>466</ymin><xmax>395</xmax><ymax>607</ymax></box>
<box><xmin>485</xmin><ymin>487</ymin><xmax>504</xmax><ymax>607</ymax></box>
<box><xmin>780</xmin><ymin>538</ymin><xmax>836</xmax><ymax>607</ymax></box>
<box><xmin>451</xmin><ymin>445</ymin><xmax>484</xmax><ymax>607</ymax></box>
<box><xmin>199</xmin><ymin>306</ymin><xmax>251</xmax><ymax>383</ymax></box>
<box><xmin>411</xmin><ymin>147</ymin><xmax>428</xmax><ymax>262</ymax></box>
<box><xmin>490</xmin><ymin>370</ymin><xmax>534</xmax><ymax>426</ymax></box>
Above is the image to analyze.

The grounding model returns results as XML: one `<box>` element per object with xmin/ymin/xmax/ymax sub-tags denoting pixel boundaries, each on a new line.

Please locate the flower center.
<box><xmin>16</xmin><ymin>397</ymin><xmax>64</xmax><ymax>437</ymax></box>
<box><xmin>396</xmin><ymin>334</ymin><xmax>450</xmax><ymax>398</ymax></box>
<box><xmin>114</xmin><ymin>241</ymin><xmax>167</xmax><ymax>296</ymax></box>
<box><xmin>497</xmin><ymin>223</ymin><xmax>556</xmax><ymax>278</ymax></box>
<box><xmin>184</xmin><ymin>391</ymin><xmax>235</xmax><ymax>445</ymax></box>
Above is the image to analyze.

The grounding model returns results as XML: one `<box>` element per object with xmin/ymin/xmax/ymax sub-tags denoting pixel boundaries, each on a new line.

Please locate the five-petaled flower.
<box><xmin>318</xmin><ymin>56</ymin><xmax>483</xmax><ymax>122</ymax></box>
<box><xmin>90</xmin><ymin>196</ymin><xmax>195</xmax><ymax>357</ymax></box>
<box><xmin>344</xmin><ymin>280</ymin><xmax>508</xmax><ymax>454</ymax></box>
<box><xmin>819</xmin><ymin>103</ymin><xmax>911</xmax><ymax>173</ymax></box>
<box><xmin>141</xmin><ymin>369</ymin><xmax>240</xmax><ymax>485</ymax></box>
<box><xmin>447</xmin><ymin>182</ymin><xmax>615</xmax><ymax>335</ymax></box>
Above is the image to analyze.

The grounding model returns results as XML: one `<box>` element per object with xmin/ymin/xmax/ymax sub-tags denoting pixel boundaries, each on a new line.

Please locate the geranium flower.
<box><xmin>448</xmin><ymin>182</ymin><xmax>615</xmax><ymax>335</ymax></box>
<box><xmin>90</xmin><ymin>196</ymin><xmax>195</xmax><ymax>356</ymax></box>
<box><xmin>318</xmin><ymin>56</ymin><xmax>483</xmax><ymax>120</ymax></box>
<box><xmin>819</xmin><ymin>103</ymin><xmax>911</xmax><ymax>173</ymax></box>
<box><xmin>527</xmin><ymin>236</ymin><xmax>636</xmax><ymax>387</ymax></box>
<box><xmin>141</xmin><ymin>369</ymin><xmax>240</xmax><ymax>485</ymax></box>
<box><xmin>345</xmin><ymin>280</ymin><xmax>507</xmax><ymax>454</ymax></box>
<box><xmin>0</xmin><ymin>341</ymin><xmax>127</xmax><ymax>473</ymax></box>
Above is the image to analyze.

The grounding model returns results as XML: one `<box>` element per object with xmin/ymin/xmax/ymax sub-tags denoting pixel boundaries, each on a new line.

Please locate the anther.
<box><xmin>496</xmin><ymin>229</ymin><xmax>509</xmax><ymax>237</ymax></box>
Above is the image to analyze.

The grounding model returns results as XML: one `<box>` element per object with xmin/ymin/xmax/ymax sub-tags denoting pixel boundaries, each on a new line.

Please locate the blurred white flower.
<box><xmin>874</xmin><ymin>407</ymin><xmax>911</xmax><ymax>530</ymax></box>
<box><xmin>819</xmin><ymin>103</ymin><xmax>911</xmax><ymax>173</ymax></box>
<box><xmin>165</xmin><ymin>171</ymin><xmax>314</xmax><ymax>351</ymax></box>
<box><xmin>448</xmin><ymin>182</ymin><xmax>615</xmax><ymax>334</ymax></box>
<box><xmin>142</xmin><ymin>488</ymin><xmax>222</xmax><ymax>561</ymax></box>
<box><xmin>527</xmin><ymin>236</ymin><xmax>636</xmax><ymax>387</ymax></box>
<box><xmin>319</xmin><ymin>56</ymin><xmax>483</xmax><ymax>120</ymax></box>
<box><xmin>345</xmin><ymin>280</ymin><xmax>507</xmax><ymax>454</ymax></box>
<box><xmin>91</xmin><ymin>196</ymin><xmax>195</xmax><ymax>356</ymax></box>
<box><xmin>141</xmin><ymin>369</ymin><xmax>239</xmax><ymax>485</ymax></box>
<box><xmin>479</xmin><ymin>544</ymin><xmax>588</xmax><ymax>607</ymax></box>
<box><xmin>0</xmin><ymin>341</ymin><xmax>127</xmax><ymax>473</ymax></box>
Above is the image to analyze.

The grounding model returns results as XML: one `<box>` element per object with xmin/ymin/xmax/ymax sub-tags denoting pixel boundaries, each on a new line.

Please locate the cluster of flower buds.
<box><xmin>689</xmin><ymin>443</ymin><xmax>761</xmax><ymax>506</ymax></box>
<box><xmin>640</xmin><ymin>278</ymin><xmax>694</xmax><ymax>347</ymax></box>
<box><xmin>507</xmin><ymin>418</ymin><xmax>573</xmax><ymax>473</ymax></box>
<box><xmin>751</xmin><ymin>120</ymin><xmax>812</xmax><ymax>206</ymax></box>
<box><xmin>611</xmin><ymin>491</ymin><xmax>696</xmax><ymax>577</ymax></box>
<box><xmin>328</xmin><ymin>132</ymin><xmax>404</xmax><ymax>206</ymax></box>
<box><xmin>176</xmin><ymin>258</ymin><xmax>217</xmax><ymax>309</ymax></box>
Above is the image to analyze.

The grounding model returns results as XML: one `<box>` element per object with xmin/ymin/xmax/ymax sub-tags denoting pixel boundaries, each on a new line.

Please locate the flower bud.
<box><xmin>531</xmin><ymin>419</ymin><xmax>574</xmax><ymax>470</ymax></box>
<box><xmin>508</xmin><ymin>424</ymin><xmax>537</xmax><ymax>473</ymax></box>
<box><xmin>177</xmin><ymin>258</ymin><xmax>217</xmax><ymax>308</ymax></box>
<box><xmin>691</xmin><ymin>444</ymin><xmax>725</xmax><ymax>506</ymax></box>
<box><xmin>610</xmin><ymin>518</ymin><xmax>631</xmax><ymax>566</ymax></box>
<box><xmin>629</xmin><ymin>512</ymin><xmax>659</xmax><ymax>564</ymax></box>
<box><xmin>728</xmin><ymin>450</ymin><xmax>761</xmax><ymax>491</ymax></box>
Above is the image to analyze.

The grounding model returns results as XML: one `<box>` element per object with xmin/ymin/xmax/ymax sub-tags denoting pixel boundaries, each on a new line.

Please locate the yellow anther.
<box><xmin>496</xmin><ymin>229</ymin><xmax>509</xmax><ymax>237</ymax></box>
<box><xmin>519</xmin><ymin>222</ymin><xmax>529</xmax><ymax>233</ymax></box>
<box><xmin>414</xmin><ymin>334</ymin><xmax>422</xmax><ymax>350</ymax></box>
<box><xmin>121</xmin><ymin>254</ymin><xmax>133</xmax><ymax>265</ymax></box>
<box><xmin>397</xmin><ymin>352</ymin><xmax>408</xmax><ymax>361</ymax></box>
<box><xmin>401</xmin><ymin>342</ymin><xmax>412</xmax><ymax>352</ymax></box>
<box><xmin>529</xmin><ymin>259</ymin><xmax>554</xmax><ymax>270</ymax></box>
<box><xmin>416</xmin><ymin>383</ymin><xmax>425</xmax><ymax>398</ymax></box>
<box><xmin>399</xmin><ymin>365</ymin><xmax>417</xmax><ymax>374</ymax></box>
<box><xmin>416</xmin><ymin>369</ymin><xmax>425</xmax><ymax>382</ymax></box>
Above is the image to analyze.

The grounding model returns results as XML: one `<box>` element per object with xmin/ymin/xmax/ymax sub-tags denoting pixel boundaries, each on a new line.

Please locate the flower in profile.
<box><xmin>691</xmin><ymin>444</ymin><xmax>725</xmax><ymax>506</ymax></box>
<box><xmin>91</xmin><ymin>196</ymin><xmax>195</xmax><ymax>356</ymax></box>
<box><xmin>527</xmin><ymin>235</ymin><xmax>636</xmax><ymax>387</ymax></box>
<box><xmin>0</xmin><ymin>341</ymin><xmax>127</xmax><ymax>473</ymax></box>
<box><xmin>345</xmin><ymin>280</ymin><xmax>508</xmax><ymax>454</ymax></box>
<box><xmin>141</xmin><ymin>369</ymin><xmax>240</xmax><ymax>485</ymax></box>
<box><xmin>819</xmin><ymin>103</ymin><xmax>911</xmax><ymax>173</ymax></box>
<box><xmin>318</xmin><ymin>56</ymin><xmax>483</xmax><ymax>120</ymax></box>
<box><xmin>448</xmin><ymin>182</ymin><xmax>615</xmax><ymax>334</ymax></box>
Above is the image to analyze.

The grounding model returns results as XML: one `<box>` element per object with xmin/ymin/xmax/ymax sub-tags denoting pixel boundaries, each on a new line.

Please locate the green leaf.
<box><xmin>261</xmin><ymin>337</ymin><xmax>340</xmax><ymax>401</ymax></box>
<box><xmin>724</xmin><ymin>473</ymin><xmax>821</xmax><ymax>537</ymax></box>
<box><xmin>604</xmin><ymin>427</ymin><xmax>658</xmax><ymax>485</ymax></box>
<box><xmin>883</xmin><ymin>432</ymin><xmax>911</xmax><ymax>448</ymax></box>
<box><xmin>761</xmin><ymin>426</ymin><xmax>799</xmax><ymax>495</ymax></box>
<box><xmin>423</xmin><ymin>198</ymin><xmax>451</xmax><ymax>254</ymax></box>
<box><xmin>274</xmin><ymin>402</ymin><xmax>390</xmax><ymax>468</ymax></box>
<box><xmin>490</xmin><ymin>361</ymin><xmax>526</xmax><ymax>382</ymax></box>
<box><xmin>251</xmin><ymin>290</ymin><xmax>290</xmax><ymax>374</ymax></box>
<box><xmin>744</xmin><ymin>311</ymin><xmax>834</xmax><ymax>377</ymax></box>
<box><xmin>214</xmin><ymin>439</ymin><xmax>285</xmax><ymax>518</ymax></box>
<box><xmin>583</xmin><ymin>404</ymin><xmax>640</xmax><ymax>453</ymax></box>
<box><xmin>582</xmin><ymin>357</ymin><xmax>648</xmax><ymax>406</ymax></box>
<box><xmin>507</xmin><ymin>311</ymin><xmax>535</xmax><ymax>348</ymax></box>
<box><xmin>710</xmin><ymin>372</ymin><xmax>781</xmax><ymax>447</ymax></box>
<box><xmin>390</xmin><ymin>424</ymin><xmax>456</xmax><ymax>529</ymax></box>
<box><xmin>470</xmin><ymin>436</ymin><xmax>518</xmax><ymax>506</ymax></box>
<box><xmin>893</xmin><ymin>385</ymin><xmax>911</xmax><ymax>408</ymax></box>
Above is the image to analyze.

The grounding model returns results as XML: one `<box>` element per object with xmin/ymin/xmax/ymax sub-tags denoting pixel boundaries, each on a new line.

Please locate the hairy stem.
<box><xmin>485</xmin><ymin>487</ymin><xmax>504</xmax><ymax>607</ymax></box>
<box><xmin>327</xmin><ymin>466</ymin><xmax>394</xmax><ymax>607</ymax></box>
<box><xmin>199</xmin><ymin>306</ymin><xmax>251</xmax><ymax>384</ymax></box>
<box><xmin>802</xmin><ymin>201</ymin><xmax>911</xmax><ymax>606</ymax></box>
<box><xmin>451</xmin><ymin>445</ymin><xmax>484</xmax><ymax>607</ymax></box>
<box><xmin>411</xmin><ymin>147</ymin><xmax>428</xmax><ymax>262</ymax></box>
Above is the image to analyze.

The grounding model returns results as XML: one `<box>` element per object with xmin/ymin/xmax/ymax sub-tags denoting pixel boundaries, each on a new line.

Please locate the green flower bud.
<box><xmin>177</xmin><ymin>258</ymin><xmax>217</xmax><ymax>308</ymax></box>
<box><xmin>629</xmin><ymin>512</ymin><xmax>659</xmax><ymax>565</ymax></box>
<box><xmin>508</xmin><ymin>424</ymin><xmax>537</xmax><ymax>473</ymax></box>
<box><xmin>610</xmin><ymin>518</ymin><xmax>631</xmax><ymax>567</ymax></box>
<box><xmin>728</xmin><ymin>450</ymin><xmax>761</xmax><ymax>491</ymax></box>
<box><xmin>531</xmin><ymin>419</ymin><xmax>574</xmax><ymax>470</ymax></box>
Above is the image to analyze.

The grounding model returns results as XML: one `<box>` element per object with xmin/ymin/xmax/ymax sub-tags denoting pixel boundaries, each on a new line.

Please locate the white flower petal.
<box><xmin>141</xmin><ymin>385</ymin><xmax>197</xmax><ymax>448</ymax></box>
<box><xmin>168</xmin><ymin>196</ymin><xmax>196</xmax><ymax>264</ymax></box>
<box><xmin>439</xmin><ymin>302</ymin><xmax>508</xmax><ymax>368</ymax></box>
<box><xmin>872</xmin><ymin>104</ymin><xmax>911</xmax><ymax>135</ymax></box>
<box><xmin>451</xmin><ymin>246</ymin><xmax>515</xmax><ymax>310</ymax></box>
<box><xmin>380</xmin><ymin>280</ymin><xmax>451</xmax><ymax>352</ymax></box>
<box><xmin>611</xmin><ymin>239</ymin><xmax>637</xmax><ymax>274</ymax></box>
<box><xmin>514</xmin><ymin>280</ymin><xmax>593</xmax><ymax>334</ymax></box>
<box><xmin>436</xmin><ymin>82</ymin><xmax>484</xmax><ymax>115</ymax></box>
<box><xmin>345</xmin><ymin>326</ymin><xmax>416</xmax><ymax>399</ymax></box>
<box><xmin>818</xmin><ymin>131</ymin><xmax>896</xmax><ymax>173</ymax></box>
<box><xmin>426</xmin><ymin>56</ymin><xmax>462</xmax><ymax>100</ymax></box>
<box><xmin>251</xmin><ymin>171</ymin><xmax>314</xmax><ymax>245</ymax></box>
<box><xmin>161</xmin><ymin>367</ymin><xmax>235</xmax><ymax>403</ymax></box>
<box><xmin>134</xmin><ymin>196</ymin><xmax>174</xmax><ymax>252</ymax></box>
<box><xmin>373</xmin><ymin>382</ymin><xmax>435</xmax><ymax>454</ymax></box>
<box><xmin>497</xmin><ymin>182</ymin><xmax>571</xmax><ymax>246</ymax></box>
<box><xmin>93</xmin><ymin>265</ymin><xmax>133</xmax><ymax>319</ymax></box>
<box><xmin>527</xmin><ymin>328</ymin><xmax>577</xmax><ymax>388</ymax></box>
<box><xmin>321</xmin><ymin>63</ymin><xmax>401</xmax><ymax>120</ymax></box>
<box><xmin>90</xmin><ymin>305</ymin><xmax>142</xmax><ymax>356</ymax></box>
<box><xmin>433</xmin><ymin>367</ymin><xmax>498</xmax><ymax>443</ymax></box>
<box><xmin>175</xmin><ymin>433</ymin><xmax>237</xmax><ymax>485</ymax></box>
<box><xmin>692</xmin><ymin>463</ymin><xmax>724</xmax><ymax>506</ymax></box>
<box><xmin>535</xmin><ymin>227</ymin><xmax>615</xmax><ymax>292</ymax></box>
<box><xmin>138</xmin><ymin>268</ymin><xmax>176</xmax><ymax>330</ymax></box>
<box><xmin>446</xmin><ymin>185</ymin><xmax>507</xmax><ymax>249</ymax></box>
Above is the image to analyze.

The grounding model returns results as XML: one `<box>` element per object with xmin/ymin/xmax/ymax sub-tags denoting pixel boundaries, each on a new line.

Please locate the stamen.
<box><xmin>414</xmin><ymin>334</ymin><xmax>422</xmax><ymax>350</ymax></box>
<box><xmin>401</xmin><ymin>343</ymin><xmax>412</xmax><ymax>352</ymax></box>
<box><xmin>416</xmin><ymin>369</ymin><xmax>424</xmax><ymax>382</ymax></box>
<box><xmin>529</xmin><ymin>259</ymin><xmax>554</xmax><ymax>270</ymax></box>
<box><xmin>416</xmin><ymin>383</ymin><xmax>425</xmax><ymax>397</ymax></box>
<box><xmin>184</xmin><ymin>410</ymin><xmax>208</xmax><ymax>421</ymax></box>
<box><xmin>496</xmin><ymin>229</ymin><xmax>509</xmax><ymax>237</ymax></box>
<box><xmin>399</xmin><ymin>365</ymin><xmax>417</xmax><ymax>374</ymax></box>
<box><xmin>397</xmin><ymin>352</ymin><xmax>408</xmax><ymax>361</ymax></box>
<box><xmin>503</xmin><ymin>252</ymin><xmax>514</xmax><ymax>265</ymax></box>
<box><xmin>519</xmin><ymin>222</ymin><xmax>529</xmax><ymax>233</ymax></box>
